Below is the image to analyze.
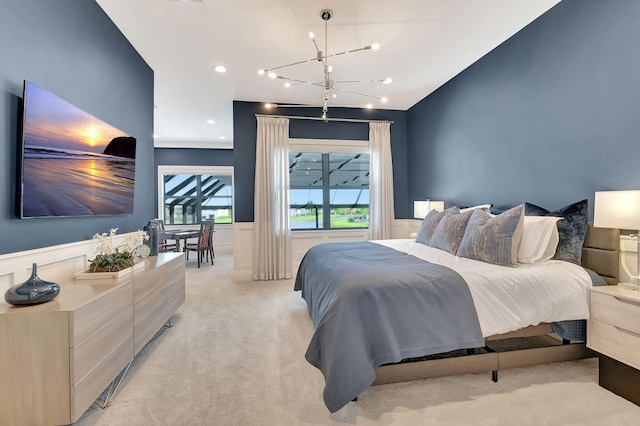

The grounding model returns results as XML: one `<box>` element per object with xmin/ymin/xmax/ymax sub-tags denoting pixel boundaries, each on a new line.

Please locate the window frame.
<box><xmin>157</xmin><ymin>165</ymin><xmax>234</xmax><ymax>225</ymax></box>
<box><xmin>289</xmin><ymin>138</ymin><xmax>369</xmax><ymax>231</ymax></box>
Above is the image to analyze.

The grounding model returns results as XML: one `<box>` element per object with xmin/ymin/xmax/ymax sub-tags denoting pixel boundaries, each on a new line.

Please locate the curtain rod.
<box><xmin>255</xmin><ymin>114</ymin><xmax>394</xmax><ymax>124</ymax></box>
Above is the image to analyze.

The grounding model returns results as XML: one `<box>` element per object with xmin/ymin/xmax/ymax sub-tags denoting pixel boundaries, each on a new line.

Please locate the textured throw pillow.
<box><xmin>457</xmin><ymin>205</ymin><xmax>525</xmax><ymax>266</ymax></box>
<box><xmin>517</xmin><ymin>216</ymin><xmax>562</xmax><ymax>264</ymax></box>
<box><xmin>415</xmin><ymin>206</ymin><xmax>458</xmax><ymax>245</ymax></box>
<box><xmin>524</xmin><ymin>199</ymin><xmax>588</xmax><ymax>264</ymax></box>
<box><xmin>429</xmin><ymin>209</ymin><xmax>474</xmax><ymax>254</ymax></box>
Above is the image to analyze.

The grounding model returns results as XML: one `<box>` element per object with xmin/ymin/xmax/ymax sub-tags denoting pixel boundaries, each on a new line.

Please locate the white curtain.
<box><xmin>253</xmin><ymin>116</ymin><xmax>292</xmax><ymax>280</ymax></box>
<box><xmin>368</xmin><ymin>121</ymin><xmax>395</xmax><ymax>240</ymax></box>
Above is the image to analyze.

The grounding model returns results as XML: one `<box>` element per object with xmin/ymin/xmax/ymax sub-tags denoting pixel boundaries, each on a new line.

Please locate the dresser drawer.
<box><xmin>590</xmin><ymin>291</ymin><xmax>640</xmax><ymax>335</ymax></box>
<box><xmin>72</xmin><ymin>306</ymin><xmax>133</xmax><ymax>384</ymax></box>
<box><xmin>71</xmin><ymin>333</ymin><xmax>134</xmax><ymax>422</ymax></box>
<box><xmin>133</xmin><ymin>263</ymin><xmax>165</xmax><ymax>304</ymax></box>
<box><xmin>589</xmin><ymin>319</ymin><xmax>640</xmax><ymax>369</ymax></box>
<box><xmin>73</xmin><ymin>282</ymin><xmax>133</xmax><ymax>346</ymax></box>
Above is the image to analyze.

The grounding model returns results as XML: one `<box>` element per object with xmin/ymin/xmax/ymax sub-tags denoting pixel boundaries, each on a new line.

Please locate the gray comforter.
<box><xmin>294</xmin><ymin>241</ymin><xmax>485</xmax><ymax>413</ymax></box>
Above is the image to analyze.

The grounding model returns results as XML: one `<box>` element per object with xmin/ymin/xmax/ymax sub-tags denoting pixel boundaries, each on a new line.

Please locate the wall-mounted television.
<box><xmin>18</xmin><ymin>81</ymin><xmax>136</xmax><ymax>218</ymax></box>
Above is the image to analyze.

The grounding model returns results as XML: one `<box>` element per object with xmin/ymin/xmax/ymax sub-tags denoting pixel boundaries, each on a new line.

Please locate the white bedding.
<box><xmin>374</xmin><ymin>239</ymin><xmax>593</xmax><ymax>337</ymax></box>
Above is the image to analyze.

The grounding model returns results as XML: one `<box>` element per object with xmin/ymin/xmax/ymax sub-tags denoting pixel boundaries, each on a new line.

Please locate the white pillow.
<box><xmin>537</xmin><ymin>224</ymin><xmax>560</xmax><ymax>263</ymax></box>
<box><xmin>517</xmin><ymin>216</ymin><xmax>562</xmax><ymax>264</ymax></box>
<box><xmin>459</xmin><ymin>204</ymin><xmax>492</xmax><ymax>213</ymax></box>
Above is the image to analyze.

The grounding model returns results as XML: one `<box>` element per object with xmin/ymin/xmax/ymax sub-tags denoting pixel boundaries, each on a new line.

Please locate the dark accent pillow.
<box><xmin>415</xmin><ymin>206</ymin><xmax>458</xmax><ymax>245</ymax></box>
<box><xmin>524</xmin><ymin>199</ymin><xmax>588</xmax><ymax>264</ymax></box>
<box><xmin>489</xmin><ymin>206</ymin><xmax>509</xmax><ymax>215</ymax></box>
<box><xmin>429</xmin><ymin>209</ymin><xmax>474</xmax><ymax>254</ymax></box>
<box><xmin>524</xmin><ymin>202</ymin><xmax>551</xmax><ymax>216</ymax></box>
<box><xmin>457</xmin><ymin>205</ymin><xmax>525</xmax><ymax>266</ymax></box>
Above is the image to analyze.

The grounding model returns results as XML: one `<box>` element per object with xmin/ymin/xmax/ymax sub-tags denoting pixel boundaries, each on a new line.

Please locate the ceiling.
<box><xmin>95</xmin><ymin>0</ymin><xmax>560</xmax><ymax>149</ymax></box>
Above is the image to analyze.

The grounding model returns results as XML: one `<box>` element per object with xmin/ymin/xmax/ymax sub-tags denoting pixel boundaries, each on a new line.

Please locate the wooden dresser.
<box><xmin>0</xmin><ymin>253</ymin><xmax>185</xmax><ymax>426</ymax></box>
<box><xmin>588</xmin><ymin>285</ymin><xmax>640</xmax><ymax>405</ymax></box>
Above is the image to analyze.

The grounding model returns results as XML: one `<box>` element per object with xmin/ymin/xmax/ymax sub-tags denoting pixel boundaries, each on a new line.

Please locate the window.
<box><xmin>289</xmin><ymin>149</ymin><xmax>369</xmax><ymax>230</ymax></box>
<box><xmin>158</xmin><ymin>166</ymin><xmax>233</xmax><ymax>225</ymax></box>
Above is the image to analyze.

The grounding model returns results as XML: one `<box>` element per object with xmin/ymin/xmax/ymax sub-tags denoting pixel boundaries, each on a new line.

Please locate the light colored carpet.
<box><xmin>76</xmin><ymin>255</ymin><xmax>640</xmax><ymax>425</ymax></box>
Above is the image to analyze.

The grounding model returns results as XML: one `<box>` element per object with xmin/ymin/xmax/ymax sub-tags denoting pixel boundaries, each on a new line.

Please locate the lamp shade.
<box><xmin>414</xmin><ymin>200</ymin><xmax>444</xmax><ymax>219</ymax></box>
<box><xmin>594</xmin><ymin>190</ymin><xmax>640</xmax><ymax>230</ymax></box>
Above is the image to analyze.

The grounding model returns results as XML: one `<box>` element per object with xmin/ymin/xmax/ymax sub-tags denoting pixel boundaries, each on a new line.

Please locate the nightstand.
<box><xmin>588</xmin><ymin>285</ymin><xmax>640</xmax><ymax>406</ymax></box>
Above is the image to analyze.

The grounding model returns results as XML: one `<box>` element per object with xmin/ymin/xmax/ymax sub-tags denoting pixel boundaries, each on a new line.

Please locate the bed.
<box><xmin>294</xmin><ymin>203</ymin><xmax>620</xmax><ymax>413</ymax></box>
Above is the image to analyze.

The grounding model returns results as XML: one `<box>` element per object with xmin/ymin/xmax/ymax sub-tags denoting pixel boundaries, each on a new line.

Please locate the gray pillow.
<box><xmin>456</xmin><ymin>205</ymin><xmax>525</xmax><ymax>266</ymax></box>
<box><xmin>429</xmin><ymin>209</ymin><xmax>474</xmax><ymax>254</ymax></box>
<box><xmin>415</xmin><ymin>206</ymin><xmax>459</xmax><ymax>245</ymax></box>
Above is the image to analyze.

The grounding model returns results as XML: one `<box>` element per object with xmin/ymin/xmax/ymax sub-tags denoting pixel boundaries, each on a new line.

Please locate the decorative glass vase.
<box><xmin>4</xmin><ymin>263</ymin><xmax>60</xmax><ymax>306</ymax></box>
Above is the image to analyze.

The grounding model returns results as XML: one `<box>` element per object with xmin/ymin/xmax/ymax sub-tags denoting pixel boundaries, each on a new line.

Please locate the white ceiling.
<box><xmin>95</xmin><ymin>0</ymin><xmax>560</xmax><ymax>149</ymax></box>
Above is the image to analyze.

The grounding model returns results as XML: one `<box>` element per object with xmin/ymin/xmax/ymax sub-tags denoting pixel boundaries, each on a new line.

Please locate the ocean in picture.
<box><xmin>22</xmin><ymin>146</ymin><xmax>135</xmax><ymax>217</ymax></box>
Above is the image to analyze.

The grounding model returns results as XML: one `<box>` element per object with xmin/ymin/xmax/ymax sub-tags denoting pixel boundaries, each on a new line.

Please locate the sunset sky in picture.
<box><xmin>23</xmin><ymin>81</ymin><xmax>128</xmax><ymax>154</ymax></box>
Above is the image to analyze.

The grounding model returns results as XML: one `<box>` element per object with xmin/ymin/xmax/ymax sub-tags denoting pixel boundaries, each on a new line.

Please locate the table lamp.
<box><xmin>414</xmin><ymin>200</ymin><xmax>445</xmax><ymax>219</ymax></box>
<box><xmin>594</xmin><ymin>190</ymin><xmax>640</xmax><ymax>289</ymax></box>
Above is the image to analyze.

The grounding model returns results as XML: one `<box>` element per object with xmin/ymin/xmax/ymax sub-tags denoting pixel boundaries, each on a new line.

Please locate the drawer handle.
<box><xmin>614</xmin><ymin>325</ymin><xmax>640</xmax><ymax>339</ymax></box>
<box><xmin>614</xmin><ymin>296</ymin><xmax>640</xmax><ymax>307</ymax></box>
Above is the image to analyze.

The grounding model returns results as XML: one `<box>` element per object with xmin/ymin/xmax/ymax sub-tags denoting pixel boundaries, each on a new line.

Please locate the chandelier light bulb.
<box><xmin>383</xmin><ymin>77</ymin><xmax>393</xmax><ymax>85</ymax></box>
<box><xmin>258</xmin><ymin>9</ymin><xmax>385</xmax><ymax>119</ymax></box>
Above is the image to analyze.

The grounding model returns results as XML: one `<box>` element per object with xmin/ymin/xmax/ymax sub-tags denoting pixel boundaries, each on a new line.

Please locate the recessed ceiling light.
<box><xmin>206</xmin><ymin>119</ymin><xmax>215</xmax><ymax>124</ymax></box>
<box><xmin>383</xmin><ymin>77</ymin><xmax>392</xmax><ymax>85</ymax></box>
<box><xmin>220</xmin><ymin>136</ymin><xmax>226</xmax><ymax>140</ymax></box>
<box><xmin>214</xmin><ymin>65</ymin><xmax>226</xmax><ymax>73</ymax></box>
<box><xmin>153</xmin><ymin>134</ymin><xmax>159</xmax><ymax>138</ymax></box>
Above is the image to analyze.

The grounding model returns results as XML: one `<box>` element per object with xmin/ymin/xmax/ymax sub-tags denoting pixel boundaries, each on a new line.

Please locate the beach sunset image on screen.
<box><xmin>20</xmin><ymin>81</ymin><xmax>136</xmax><ymax>218</ymax></box>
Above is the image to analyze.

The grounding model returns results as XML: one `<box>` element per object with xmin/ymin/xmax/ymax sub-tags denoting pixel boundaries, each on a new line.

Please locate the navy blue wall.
<box><xmin>232</xmin><ymin>101</ymin><xmax>408</xmax><ymax>222</ymax></box>
<box><xmin>155</xmin><ymin>148</ymin><xmax>233</xmax><ymax>167</ymax></box>
<box><xmin>407</xmin><ymin>0</ymin><xmax>640</xmax><ymax>218</ymax></box>
<box><xmin>0</xmin><ymin>0</ymin><xmax>154</xmax><ymax>255</ymax></box>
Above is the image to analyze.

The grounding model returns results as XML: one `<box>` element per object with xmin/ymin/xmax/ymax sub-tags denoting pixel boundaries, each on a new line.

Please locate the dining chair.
<box><xmin>152</xmin><ymin>219</ymin><xmax>177</xmax><ymax>252</ymax></box>
<box><xmin>185</xmin><ymin>219</ymin><xmax>215</xmax><ymax>267</ymax></box>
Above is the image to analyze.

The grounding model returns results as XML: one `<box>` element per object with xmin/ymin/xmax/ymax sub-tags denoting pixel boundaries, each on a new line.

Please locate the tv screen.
<box><xmin>18</xmin><ymin>81</ymin><xmax>136</xmax><ymax>218</ymax></box>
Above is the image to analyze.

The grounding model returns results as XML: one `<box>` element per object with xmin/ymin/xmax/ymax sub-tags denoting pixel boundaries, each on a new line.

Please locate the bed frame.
<box><xmin>373</xmin><ymin>224</ymin><xmax>620</xmax><ymax>386</ymax></box>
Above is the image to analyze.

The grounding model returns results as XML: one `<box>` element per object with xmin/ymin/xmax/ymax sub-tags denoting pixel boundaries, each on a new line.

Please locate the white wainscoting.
<box><xmin>232</xmin><ymin>219</ymin><xmax>417</xmax><ymax>281</ymax></box>
<box><xmin>0</xmin><ymin>235</ymin><xmax>132</xmax><ymax>294</ymax></box>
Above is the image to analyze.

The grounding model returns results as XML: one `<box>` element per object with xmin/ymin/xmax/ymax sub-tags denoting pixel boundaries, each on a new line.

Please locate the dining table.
<box><xmin>159</xmin><ymin>229</ymin><xmax>201</xmax><ymax>252</ymax></box>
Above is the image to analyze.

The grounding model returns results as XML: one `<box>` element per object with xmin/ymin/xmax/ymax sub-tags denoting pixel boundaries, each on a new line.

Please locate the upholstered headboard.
<box><xmin>581</xmin><ymin>224</ymin><xmax>620</xmax><ymax>285</ymax></box>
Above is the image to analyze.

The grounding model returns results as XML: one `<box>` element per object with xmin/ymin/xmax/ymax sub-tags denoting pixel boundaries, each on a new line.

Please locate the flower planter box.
<box><xmin>74</xmin><ymin>260</ymin><xmax>145</xmax><ymax>280</ymax></box>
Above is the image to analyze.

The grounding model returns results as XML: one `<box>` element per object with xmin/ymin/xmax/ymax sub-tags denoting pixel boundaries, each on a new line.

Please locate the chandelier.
<box><xmin>258</xmin><ymin>9</ymin><xmax>392</xmax><ymax>119</ymax></box>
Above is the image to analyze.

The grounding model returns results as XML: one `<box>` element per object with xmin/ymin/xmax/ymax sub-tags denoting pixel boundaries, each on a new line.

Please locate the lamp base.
<box><xmin>619</xmin><ymin>279</ymin><xmax>640</xmax><ymax>291</ymax></box>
